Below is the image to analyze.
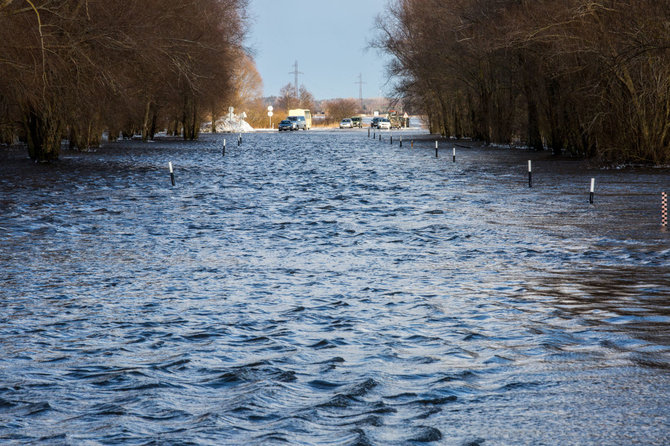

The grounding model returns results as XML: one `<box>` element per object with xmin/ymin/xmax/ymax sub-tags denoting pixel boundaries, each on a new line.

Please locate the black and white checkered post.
<box><xmin>662</xmin><ymin>192</ymin><xmax>668</xmax><ymax>227</ymax></box>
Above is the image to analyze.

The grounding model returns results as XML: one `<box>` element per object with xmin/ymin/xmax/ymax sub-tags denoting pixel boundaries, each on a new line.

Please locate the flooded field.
<box><xmin>1</xmin><ymin>130</ymin><xmax>669</xmax><ymax>445</ymax></box>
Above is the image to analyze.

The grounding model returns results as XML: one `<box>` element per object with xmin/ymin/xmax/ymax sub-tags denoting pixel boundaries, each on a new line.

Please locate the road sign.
<box><xmin>267</xmin><ymin>111</ymin><xmax>273</xmax><ymax>117</ymax></box>
<box><xmin>267</xmin><ymin>106</ymin><xmax>273</xmax><ymax>112</ymax></box>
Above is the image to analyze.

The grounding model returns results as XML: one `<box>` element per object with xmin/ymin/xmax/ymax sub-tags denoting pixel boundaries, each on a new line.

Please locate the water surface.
<box><xmin>1</xmin><ymin>130</ymin><xmax>669</xmax><ymax>445</ymax></box>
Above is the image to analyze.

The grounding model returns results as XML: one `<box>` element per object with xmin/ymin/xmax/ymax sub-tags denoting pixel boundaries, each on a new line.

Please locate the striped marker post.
<box><xmin>223</xmin><ymin>139</ymin><xmax>226</xmax><ymax>156</ymax></box>
<box><xmin>662</xmin><ymin>192</ymin><xmax>668</xmax><ymax>227</ymax></box>
<box><xmin>452</xmin><ymin>147</ymin><xmax>456</xmax><ymax>163</ymax></box>
<box><xmin>400</xmin><ymin>136</ymin><xmax>403</xmax><ymax>147</ymax></box>
<box><xmin>238</xmin><ymin>133</ymin><xmax>241</xmax><ymax>146</ymax></box>
<box><xmin>528</xmin><ymin>160</ymin><xmax>532</xmax><ymax>188</ymax></box>
<box><xmin>435</xmin><ymin>141</ymin><xmax>438</xmax><ymax>158</ymax></box>
<box><xmin>589</xmin><ymin>178</ymin><xmax>595</xmax><ymax>204</ymax></box>
<box><xmin>169</xmin><ymin>162</ymin><xmax>175</xmax><ymax>186</ymax></box>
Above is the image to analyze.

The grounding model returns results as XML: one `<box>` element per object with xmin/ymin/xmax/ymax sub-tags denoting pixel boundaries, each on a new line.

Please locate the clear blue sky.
<box><xmin>246</xmin><ymin>0</ymin><xmax>392</xmax><ymax>100</ymax></box>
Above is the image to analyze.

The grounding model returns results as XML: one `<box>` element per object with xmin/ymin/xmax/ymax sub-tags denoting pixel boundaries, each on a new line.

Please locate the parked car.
<box><xmin>340</xmin><ymin>118</ymin><xmax>353</xmax><ymax>128</ymax></box>
<box><xmin>278</xmin><ymin>119</ymin><xmax>296</xmax><ymax>131</ymax></box>
<box><xmin>377</xmin><ymin>118</ymin><xmax>391</xmax><ymax>130</ymax></box>
<box><xmin>351</xmin><ymin>116</ymin><xmax>362</xmax><ymax>128</ymax></box>
<box><xmin>288</xmin><ymin>115</ymin><xmax>307</xmax><ymax>130</ymax></box>
<box><xmin>370</xmin><ymin>117</ymin><xmax>381</xmax><ymax>128</ymax></box>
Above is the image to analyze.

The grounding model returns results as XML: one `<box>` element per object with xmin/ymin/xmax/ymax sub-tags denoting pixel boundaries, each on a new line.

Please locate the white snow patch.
<box><xmin>202</xmin><ymin>114</ymin><xmax>254</xmax><ymax>133</ymax></box>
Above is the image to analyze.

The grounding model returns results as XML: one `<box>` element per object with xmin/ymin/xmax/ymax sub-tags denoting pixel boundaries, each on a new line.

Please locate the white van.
<box><xmin>288</xmin><ymin>109</ymin><xmax>312</xmax><ymax>130</ymax></box>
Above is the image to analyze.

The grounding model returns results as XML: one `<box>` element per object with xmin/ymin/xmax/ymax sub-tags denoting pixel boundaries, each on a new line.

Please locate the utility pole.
<box><xmin>355</xmin><ymin>73</ymin><xmax>366</xmax><ymax>111</ymax></box>
<box><xmin>289</xmin><ymin>60</ymin><xmax>303</xmax><ymax>98</ymax></box>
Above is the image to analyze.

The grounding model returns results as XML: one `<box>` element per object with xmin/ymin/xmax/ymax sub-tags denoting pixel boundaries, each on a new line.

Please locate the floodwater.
<box><xmin>0</xmin><ymin>130</ymin><xmax>669</xmax><ymax>445</ymax></box>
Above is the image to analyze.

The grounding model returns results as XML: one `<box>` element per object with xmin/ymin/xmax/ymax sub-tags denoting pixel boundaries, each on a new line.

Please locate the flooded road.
<box><xmin>1</xmin><ymin>130</ymin><xmax>669</xmax><ymax>445</ymax></box>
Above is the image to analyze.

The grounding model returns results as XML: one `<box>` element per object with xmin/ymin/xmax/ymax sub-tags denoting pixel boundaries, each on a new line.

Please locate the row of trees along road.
<box><xmin>374</xmin><ymin>0</ymin><xmax>670</xmax><ymax>165</ymax></box>
<box><xmin>0</xmin><ymin>0</ymin><xmax>248</xmax><ymax>161</ymax></box>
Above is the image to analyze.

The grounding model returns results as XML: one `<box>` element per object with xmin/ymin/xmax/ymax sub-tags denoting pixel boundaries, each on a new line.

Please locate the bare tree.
<box><xmin>0</xmin><ymin>0</ymin><xmax>250</xmax><ymax>159</ymax></box>
<box><xmin>374</xmin><ymin>0</ymin><xmax>670</xmax><ymax>164</ymax></box>
<box><xmin>325</xmin><ymin>98</ymin><xmax>359</xmax><ymax>123</ymax></box>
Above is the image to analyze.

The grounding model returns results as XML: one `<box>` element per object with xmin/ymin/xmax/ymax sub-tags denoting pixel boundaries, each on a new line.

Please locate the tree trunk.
<box><xmin>527</xmin><ymin>96</ymin><xmax>543</xmax><ymax>151</ymax></box>
<box><xmin>24</xmin><ymin>107</ymin><xmax>61</xmax><ymax>162</ymax></box>
<box><xmin>142</xmin><ymin>99</ymin><xmax>152</xmax><ymax>142</ymax></box>
<box><xmin>181</xmin><ymin>94</ymin><xmax>199</xmax><ymax>140</ymax></box>
<box><xmin>149</xmin><ymin>109</ymin><xmax>158</xmax><ymax>140</ymax></box>
<box><xmin>546</xmin><ymin>79</ymin><xmax>564</xmax><ymax>156</ymax></box>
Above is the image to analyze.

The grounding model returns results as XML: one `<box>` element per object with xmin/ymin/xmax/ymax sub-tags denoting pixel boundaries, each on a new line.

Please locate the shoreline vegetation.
<box><xmin>372</xmin><ymin>0</ymin><xmax>670</xmax><ymax>166</ymax></box>
<box><xmin>0</xmin><ymin>0</ymin><xmax>248</xmax><ymax>162</ymax></box>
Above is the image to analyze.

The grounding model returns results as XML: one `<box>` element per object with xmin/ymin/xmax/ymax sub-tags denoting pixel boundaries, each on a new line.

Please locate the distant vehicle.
<box><xmin>387</xmin><ymin>110</ymin><xmax>403</xmax><ymax>129</ymax></box>
<box><xmin>371</xmin><ymin>117</ymin><xmax>381</xmax><ymax>128</ymax></box>
<box><xmin>278</xmin><ymin>119</ymin><xmax>296</xmax><ymax>131</ymax></box>
<box><xmin>288</xmin><ymin>109</ymin><xmax>312</xmax><ymax>129</ymax></box>
<box><xmin>350</xmin><ymin>116</ymin><xmax>362</xmax><ymax>128</ymax></box>
<box><xmin>377</xmin><ymin>118</ymin><xmax>391</xmax><ymax>130</ymax></box>
<box><xmin>340</xmin><ymin>118</ymin><xmax>353</xmax><ymax>129</ymax></box>
<box><xmin>287</xmin><ymin>115</ymin><xmax>307</xmax><ymax>130</ymax></box>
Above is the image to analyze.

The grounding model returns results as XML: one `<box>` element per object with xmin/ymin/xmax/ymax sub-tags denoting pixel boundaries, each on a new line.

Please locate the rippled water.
<box><xmin>1</xmin><ymin>130</ymin><xmax>669</xmax><ymax>445</ymax></box>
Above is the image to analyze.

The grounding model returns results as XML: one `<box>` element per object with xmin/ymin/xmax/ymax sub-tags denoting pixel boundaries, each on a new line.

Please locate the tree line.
<box><xmin>374</xmin><ymin>0</ymin><xmax>670</xmax><ymax>164</ymax></box>
<box><xmin>0</xmin><ymin>0</ymin><xmax>248</xmax><ymax>161</ymax></box>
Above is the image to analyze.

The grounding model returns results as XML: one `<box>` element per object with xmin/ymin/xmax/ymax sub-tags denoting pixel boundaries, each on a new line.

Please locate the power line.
<box><xmin>355</xmin><ymin>73</ymin><xmax>366</xmax><ymax>110</ymax></box>
<box><xmin>289</xmin><ymin>60</ymin><xmax>303</xmax><ymax>96</ymax></box>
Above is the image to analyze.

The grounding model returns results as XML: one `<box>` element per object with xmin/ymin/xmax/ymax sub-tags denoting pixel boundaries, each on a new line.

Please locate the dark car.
<box><xmin>370</xmin><ymin>117</ymin><xmax>381</xmax><ymax>128</ymax></box>
<box><xmin>278</xmin><ymin>119</ymin><xmax>296</xmax><ymax>131</ymax></box>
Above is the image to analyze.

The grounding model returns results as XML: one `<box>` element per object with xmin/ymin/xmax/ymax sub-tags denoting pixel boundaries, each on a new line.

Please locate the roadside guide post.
<box><xmin>661</xmin><ymin>192</ymin><xmax>667</xmax><ymax>227</ymax></box>
<box><xmin>169</xmin><ymin>162</ymin><xmax>175</xmax><ymax>186</ymax></box>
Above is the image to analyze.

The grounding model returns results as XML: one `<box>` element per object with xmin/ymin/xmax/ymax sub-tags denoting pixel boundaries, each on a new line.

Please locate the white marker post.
<box><xmin>223</xmin><ymin>139</ymin><xmax>226</xmax><ymax>156</ymax></box>
<box><xmin>589</xmin><ymin>178</ymin><xmax>595</xmax><ymax>204</ymax></box>
<box><xmin>452</xmin><ymin>147</ymin><xmax>456</xmax><ymax>163</ymax></box>
<box><xmin>169</xmin><ymin>162</ymin><xmax>175</xmax><ymax>186</ymax></box>
<box><xmin>528</xmin><ymin>160</ymin><xmax>532</xmax><ymax>188</ymax></box>
<box><xmin>400</xmin><ymin>135</ymin><xmax>403</xmax><ymax>147</ymax></box>
<box><xmin>435</xmin><ymin>141</ymin><xmax>438</xmax><ymax>158</ymax></box>
<box><xmin>238</xmin><ymin>133</ymin><xmax>241</xmax><ymax>146</ymax></box>
<box><xmin>662</xmin><ymin>192</ymin><xmax>667</xmax><ymax>227</ymax></box>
